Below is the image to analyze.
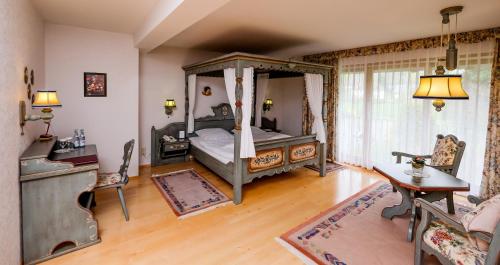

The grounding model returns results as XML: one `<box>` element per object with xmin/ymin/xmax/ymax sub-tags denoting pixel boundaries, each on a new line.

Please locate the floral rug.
<box><xmin>152</xmin><ymin>169</ymin><xmax>231</xmax><ymax>219</ymax></box>
<box><xmin>277</xmin><ymin>181</ymin><xmax>472</xmax><ymax>265</ymax></box>
<box><xmin>304</xmin><ymin>162</ymin><xmax>344</xmax><ymax>174</ymax></box>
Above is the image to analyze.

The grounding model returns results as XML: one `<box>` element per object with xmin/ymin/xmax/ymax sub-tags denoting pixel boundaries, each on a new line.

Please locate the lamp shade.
<box><xmin>413</xmin><ymin>75</ymin><xmax>468</xmax><ymax>99</ymax></box>
<box><xmin>164</xmin><ymin>99</ymin><xmax>176</xmax><ymax>107</ymax></box>
<box><xmin>264</xmin><ymin>98</ymin><xmax>273</xmax><ymax>106</ymax></box>
<box><xmin>32</xmin><ymin>91</ymin><xmax>62</xmax><ymax>108</ymax></box>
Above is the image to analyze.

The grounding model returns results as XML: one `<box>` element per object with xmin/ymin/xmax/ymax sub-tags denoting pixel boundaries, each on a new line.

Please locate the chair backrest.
<box><xmin>119</xmin><ymin>139</ymin><xmax>135</xmax><ymax>183</ymax></box>
<box><xmin>430</xmin><ymin>134</ymin><xmax>466</xmax><ymax>176</ymax></box>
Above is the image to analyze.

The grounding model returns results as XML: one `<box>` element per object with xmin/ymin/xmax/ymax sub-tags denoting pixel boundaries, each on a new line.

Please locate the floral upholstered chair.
<box><xmin>414</xmin><ymin>196</ymin><xmax>500</xmax><ymax>265</ymax></box>
<box><xmin>392</xmin><ymin>134</ymin><xmax>466</xmax><ymax>212</ymax></box>
<box><xmin>86</xmin><ymin>139</ymin><xmax>135</xmax><ymax>221</ymax></box>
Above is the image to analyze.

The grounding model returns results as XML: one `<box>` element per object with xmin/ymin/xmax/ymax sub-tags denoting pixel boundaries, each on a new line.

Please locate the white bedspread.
<box><xmin>190</xmin><ymin>130</ymin><xmax>290</xmax><ymax>164</ymax></box>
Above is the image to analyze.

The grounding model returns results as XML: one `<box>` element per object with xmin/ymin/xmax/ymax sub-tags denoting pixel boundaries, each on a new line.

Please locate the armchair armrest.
<box><xmin>415</xmin><ymin>198</ymin><xmax>466</xmax><ymax>233</ymax></box>
<box><xmin>391</xmin><ymin>152</ymin><xmax>432</xmax><ymax>164</ymax></box>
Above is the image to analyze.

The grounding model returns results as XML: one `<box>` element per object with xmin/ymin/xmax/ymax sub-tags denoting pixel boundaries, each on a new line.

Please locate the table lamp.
<box><xmin>22</xmin><ymin>90</ymin><xmax>62</xmax><ymax>141</ymax></box>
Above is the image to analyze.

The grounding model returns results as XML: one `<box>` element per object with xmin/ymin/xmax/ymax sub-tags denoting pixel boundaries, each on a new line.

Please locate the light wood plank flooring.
<box><xmin>42</xmin><ymin>161</ymin><xmax>385</xmax><ymax>265</ymax></box>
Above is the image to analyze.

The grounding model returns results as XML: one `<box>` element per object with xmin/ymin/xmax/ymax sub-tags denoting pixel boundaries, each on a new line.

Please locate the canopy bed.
<box><xmin>182</xmin><ymin>52</ymin><xmax>332</xmax><ymax>204</ymax></box>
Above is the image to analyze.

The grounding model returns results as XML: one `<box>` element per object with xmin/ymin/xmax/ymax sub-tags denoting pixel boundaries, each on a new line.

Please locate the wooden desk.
<box><xmin>374</xmin><ymin>163</ymin><xmax>469</xmax><ymax>241</ymax></box>
<box><xmin>20</xmin><ymin>139</ymin><xmax>101</xmax><ymax>265</ymax></box>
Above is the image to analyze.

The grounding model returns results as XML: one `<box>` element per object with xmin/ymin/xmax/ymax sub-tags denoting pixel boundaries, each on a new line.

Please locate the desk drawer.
<box><xmin>164</xmin><ymin>143</ymin><xmax>189</xmax><ymax>151</ymax></box>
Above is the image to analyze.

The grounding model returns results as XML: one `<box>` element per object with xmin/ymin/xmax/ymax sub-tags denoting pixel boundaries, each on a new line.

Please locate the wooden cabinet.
<box><xmin>20</xmin><ymin>139</ymin><xmax>100</xmax><ymax>264</ymax></box>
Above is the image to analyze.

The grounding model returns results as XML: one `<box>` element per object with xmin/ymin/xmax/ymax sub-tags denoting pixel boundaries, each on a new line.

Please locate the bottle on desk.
<box><xmin>73</xmin><ymin>129</ymin><xmax>80</xmax><ymax>148</ymax></box>
<box><xmin>79</xmin><ymin>129</ymin><xmax>86</xmax><ymax>147</ymax></box>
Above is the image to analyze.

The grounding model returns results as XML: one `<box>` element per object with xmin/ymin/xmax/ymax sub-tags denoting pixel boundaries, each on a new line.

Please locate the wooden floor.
<box><xmin>43</xmin><ymin>161</ymin><xmax>385</xmax><ymax>265</ymax></box>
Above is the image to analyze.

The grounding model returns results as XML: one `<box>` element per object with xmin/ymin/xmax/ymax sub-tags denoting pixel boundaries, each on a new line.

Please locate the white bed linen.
<box><xmin>190</xmin><ymin>129</ymin><xmax>290</xmax><ymax>164</ymax></box>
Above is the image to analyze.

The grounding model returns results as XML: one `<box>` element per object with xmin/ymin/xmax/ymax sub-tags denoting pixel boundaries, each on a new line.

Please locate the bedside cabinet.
<box><xmin>159</xmin><ymin>139</ymin><xmax>189</xmax><ymax>164</ymax></box>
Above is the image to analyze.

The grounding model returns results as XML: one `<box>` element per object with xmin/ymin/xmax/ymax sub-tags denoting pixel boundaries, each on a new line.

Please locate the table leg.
<box><xmin>407</xmin><ymin>190</ymin><xmax>416</xmax><ymax>242</ymax></box>
<box><xmin>382</xmin><ymin>183</ymin><xmax>412</xmax><ymax>219</ymax></box>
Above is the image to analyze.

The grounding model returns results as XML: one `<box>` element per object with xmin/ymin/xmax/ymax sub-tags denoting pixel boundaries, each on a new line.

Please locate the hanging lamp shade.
<box><xmin>413</xmin><ymin>75</ymin><xmax>469</xmax><ymax>99</ymax></box>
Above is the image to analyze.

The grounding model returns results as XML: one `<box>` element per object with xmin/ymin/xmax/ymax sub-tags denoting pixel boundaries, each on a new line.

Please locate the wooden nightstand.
<box><xmin>159</xmin><ymin>139</ymin><xmax>190</xmax><ymax>164</ymax></box>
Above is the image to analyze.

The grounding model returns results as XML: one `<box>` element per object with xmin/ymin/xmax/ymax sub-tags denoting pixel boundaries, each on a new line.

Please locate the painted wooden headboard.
<box><xmin>193</xmin><ymin>103</ymin><xmax>235</xmax><ymax>133</ymax></box>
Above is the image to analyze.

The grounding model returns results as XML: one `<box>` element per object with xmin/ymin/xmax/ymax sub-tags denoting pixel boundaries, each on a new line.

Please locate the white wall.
<box><xmin>45</xmin><ymin>24</ymin><xmax>139</xmax><ymax>176</ymax></box>
<box><xmin>194</xmin><ymin>77</ymin><xmax>228</xmax><ymax>118</ymax></box>
<box><xmin>263</xmin><ymin>77</ymin><xmax>304</xmax><ymax>136</ymax></box>
<box><xmin>0</xmin><ymin>1</ymin><xmax>45</xmax><ymax>264</ymax></box>
<box><xmin>139</xmin><ymin>47</ymin><xmax>222</xmax><ymax>165</ymax></box>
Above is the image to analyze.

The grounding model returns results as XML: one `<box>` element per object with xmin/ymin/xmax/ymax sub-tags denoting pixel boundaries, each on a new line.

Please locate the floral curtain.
<box><xmin>303</xmin><ymin>27</ymin><xmax>499</xmax><ymax>179</ymax></box>
<box><xmin>481</xmin><ymin>35</ymin><xmax>500</xmax><ymax>199</ymax></box>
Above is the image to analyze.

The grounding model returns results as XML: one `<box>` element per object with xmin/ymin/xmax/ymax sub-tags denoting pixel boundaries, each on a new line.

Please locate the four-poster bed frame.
<box><xmin>182</xmin><ymin>52</ymin><xmax>332</xmax><ymax>204</ymax></box>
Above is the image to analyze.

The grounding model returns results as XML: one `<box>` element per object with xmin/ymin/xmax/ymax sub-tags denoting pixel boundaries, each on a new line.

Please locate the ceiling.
<box><xmin>32</xmin><ymin>0</ymin><xmax>159</xmax><ymax>33</ymax></box>
<box><xmin>164</xmin><ymin>0</ymin><xmax>500</xmax><ymax>57</ymax></box>
<box><xmin>32</xmin><ymin>0</ymin><xmax>500</xmax><ymax>57</ymax></box>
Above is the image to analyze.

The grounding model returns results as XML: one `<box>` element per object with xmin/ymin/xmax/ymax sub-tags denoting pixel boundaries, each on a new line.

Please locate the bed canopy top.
<box><xmin>182</xmin><ymin>52</ymin><xmax>332</xmax><ymax>80</ymax></box>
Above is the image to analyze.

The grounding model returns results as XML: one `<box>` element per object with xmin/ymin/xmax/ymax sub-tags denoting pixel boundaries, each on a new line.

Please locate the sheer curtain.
<box><xmin>187</xmin><ymin>74</ymin><xmax>197</xmax><ymax>133</ymax></box>
<box><xmin>255</xmin><ymin>73</ymin><xmax>269</xmax><ymax>127</ymax></box>
<box><xmin>337</xmin><ymin>41</ymin><xmax>495</xmax><ymax>186</ymax></box>
<box><xmin>305</xmin><ymin>73</ymin><xmax>326</xmax><ymax>143</ymax></box>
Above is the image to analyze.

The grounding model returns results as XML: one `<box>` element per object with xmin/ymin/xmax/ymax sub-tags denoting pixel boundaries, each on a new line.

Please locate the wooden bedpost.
<box><xmin>319</xmin><ymin>74</ymin><xmax>328</xmax><ymax>177</ymax></box>
<box><xmin>184</xmin><ymin>74</ymin><xmax>189</xmax><ymax>134</ymax></box>
<box><xmin>233</xmin><ymin>65</ymin><xmax>244</xmax><ymax>204</ymax></box>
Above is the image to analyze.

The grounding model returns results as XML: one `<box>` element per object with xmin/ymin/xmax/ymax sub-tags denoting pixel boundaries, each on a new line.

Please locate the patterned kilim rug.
<box><xmin>304</xmin><ymin>162</ymin><xmax>344</xmax><ymax>174</ymax></box>
<box><xmin>277</xmin><ymin>181</ymin><xmax>472</xmax><ymax>265</ymax></box>
<box><xmin>152</xmin><ymin>169</ymin><xmax>231</xmax><ymax>219</ymax></box>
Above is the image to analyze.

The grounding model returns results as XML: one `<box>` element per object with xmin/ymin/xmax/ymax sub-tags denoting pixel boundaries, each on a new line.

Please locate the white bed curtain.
<box><xmin>305</xmin><ymin>73</ymin><xmax>326</xmax><ymax>143</ymax></box>
<box><xmin>336</xmin><ymin>41</ymin><xmax>495</xmax><ymax>187</ymax></box>
<box><xmin>223</xmin><ymin>67</ymin><xmax>256</xmax><ymax>158</ymax></box>
<box><xmin>187</xmin><ymin>74</ymin><xmax>197</xmax><ymax>133</ymax></box>
<box><xmin>240</xmin><ymin>68</ymin><xmax>256</xmax><ymax>157</ymax></box>
<box><xmin>224</xmin><ymin>68</ymin><xmax>237</xmax><ymax>115</ymax></box>
<box><xmin>254</xmin><ymin>73</ymin><xmax>270</xmax><ymax>127</ymax></box>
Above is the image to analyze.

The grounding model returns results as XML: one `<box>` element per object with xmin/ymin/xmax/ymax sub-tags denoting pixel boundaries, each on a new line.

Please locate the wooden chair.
<box><xmin>392</xmin><ymin>134</ymin><xmax>466</xmax><ymax>213</ymax></box>
<box><xmin>414</xmin><ymin>197</ymin><xmax>500</xmax><ymax>265</ymax></box>
<box><xmin>86</xmin><ymin>139</ymin><xmax>135</xmax><ymax>221</ymax></box>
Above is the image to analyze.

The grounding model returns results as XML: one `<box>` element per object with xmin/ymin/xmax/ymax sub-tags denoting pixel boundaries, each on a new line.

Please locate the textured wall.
<box><xmin>45</xmin><ymin>24</ymin><xmax>140</xmax><ymax>176</ymax></box>
<box><xmin>139</xmin><ymin>47</ymin><xmax>222</xmax><ymax>165</ymax></box>
<box><xmin>0</xmin><ymin>0</ymin><xmax>45</xmax><ymax>264</ymax></box>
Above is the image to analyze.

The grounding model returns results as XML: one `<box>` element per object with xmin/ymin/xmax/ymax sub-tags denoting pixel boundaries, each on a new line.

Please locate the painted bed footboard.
<box><xmin>242</xmin><ymin>135</ymin><xmax>322</xmax><ymax>184</ymax></box>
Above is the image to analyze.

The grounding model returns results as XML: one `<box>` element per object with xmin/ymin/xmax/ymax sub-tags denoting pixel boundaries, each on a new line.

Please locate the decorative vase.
<box><xmin>411</xmin><ymin>161</ymin><xmax>424</xmax><ymax>174</ymax></box>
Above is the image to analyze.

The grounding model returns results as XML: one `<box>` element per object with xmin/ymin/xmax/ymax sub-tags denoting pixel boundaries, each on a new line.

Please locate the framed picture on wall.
<box><xmin>84</xmin><ymin>72</ymin><xmax>107</xmax><ymax>97</ymax></box>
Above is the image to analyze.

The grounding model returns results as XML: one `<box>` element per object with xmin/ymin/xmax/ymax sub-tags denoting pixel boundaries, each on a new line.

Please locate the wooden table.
<box><xmin>374</xmin><ymin>163</ymin><xmax>470</xmax><ymax>241</ymax></box>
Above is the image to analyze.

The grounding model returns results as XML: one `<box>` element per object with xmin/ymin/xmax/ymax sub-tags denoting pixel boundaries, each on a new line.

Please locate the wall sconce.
<box><xmin>263</xmin><ymin>98</ymin><xmax>273</xmax><ymax>112</ymax></box>
<box><xmin>164</xmin><ymin>99</ymin><xmax>176</xmax><ymax>116</ymax></box>
<box><xmin>20</xmin><ymin>90</ymin><xmax>62</xmax><ymax>141</ymax></box>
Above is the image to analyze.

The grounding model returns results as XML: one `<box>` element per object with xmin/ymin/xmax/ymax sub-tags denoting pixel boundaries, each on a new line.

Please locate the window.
<box><xmin>336</xmin><ymin>42</ymin><xmax>495</xmax><ymax>187</ymax></box>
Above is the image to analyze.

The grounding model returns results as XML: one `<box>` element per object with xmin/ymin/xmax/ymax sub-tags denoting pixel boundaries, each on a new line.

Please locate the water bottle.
<box><xmin>79</xmin><ymin>129</ymin><xmax>86</xmax><ymax>147</ymax></box>
<box><xmin>73</xmin><ymin>129</ymin><xmax>80</xmax><ymax>148</ymax></box>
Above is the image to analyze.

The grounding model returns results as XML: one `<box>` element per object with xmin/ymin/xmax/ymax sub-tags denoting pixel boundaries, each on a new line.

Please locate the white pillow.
<box><xmin>195</xmin><ymin>128</ymin><xmax>232</xmax><ymax>141</ymax></box>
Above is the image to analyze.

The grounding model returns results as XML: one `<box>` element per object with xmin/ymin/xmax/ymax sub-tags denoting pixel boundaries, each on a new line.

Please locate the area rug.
<box><xmin>277</xmin><ymin>181</ymin><xmax>471</xmax><ymax>265</ymax></box>
<box><xmin>152</xmin><ymin>169</ymin><xmax>231</xmax><ymax>219</ymax></box>
<box><xmin>304</xmin><ymin>162</ymin><xmax>344</xmax><ymax>174</ymax></box>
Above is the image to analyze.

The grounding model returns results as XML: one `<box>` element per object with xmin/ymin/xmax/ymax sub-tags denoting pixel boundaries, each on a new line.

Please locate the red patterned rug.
<box><xmin>304</xmin><ymin>162</ymin><xmax>344</xmax><ymax>174</ymax></box>
<box><xmin>277</xmin><ymin>181</ymin><xmax>471</xmax><ymax>265</ymax></box>
<box><xmin>152</xmin><ymin>169</ymin><xmax>231</xmax><ymax>219</ymax></box>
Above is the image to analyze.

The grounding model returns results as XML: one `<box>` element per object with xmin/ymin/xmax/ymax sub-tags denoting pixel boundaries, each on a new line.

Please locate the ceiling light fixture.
<box><xmin>413</xmin><ymin>6</ymin><xmax>468</xmax><ymax>112</ymax></box>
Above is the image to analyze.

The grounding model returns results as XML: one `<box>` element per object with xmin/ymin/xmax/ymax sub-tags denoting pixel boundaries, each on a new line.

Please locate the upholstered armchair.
<box><xmin>86</xmin><ymin>139</ymin><xmax>135</xmax><ymax>221</ymax></box>
<box><xmin>414</xmin><ymin>197</ymin><xmax>500</xmax><ymax>265</ymax></box>
<box><xmin>392</xmin><ymin>134</ymin><xmax>466</xmax><ymax>213</ymax></box>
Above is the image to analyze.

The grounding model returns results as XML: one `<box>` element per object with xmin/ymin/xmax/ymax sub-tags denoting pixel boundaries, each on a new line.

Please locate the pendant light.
<box><xmin>413</xmin><ymin>6</ymin><xmax>468</xmax><ymax>112</ymax></box>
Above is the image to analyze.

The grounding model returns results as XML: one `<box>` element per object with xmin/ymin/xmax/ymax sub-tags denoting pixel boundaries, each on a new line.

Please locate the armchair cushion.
<box><xmin>424</xmin><ymin>221</ymin><xmax>487</xmax><ymax>265</ymax></box>
<box><xmin>461</xmin><ymin>194</ymin><xmax>500</xmax><ymax>251</ymax></box>
<box><xmin>430</xmin><ymin>136</ymin><xmax>459</xmax><ymax>166</ymax></box>
<box><xmin>96</xmin><ymin>172</ymin><xmax>122</xmax><ymax>187</ymax></box>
